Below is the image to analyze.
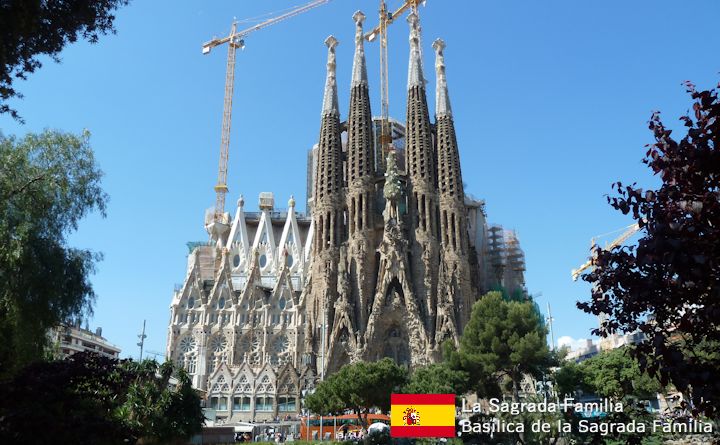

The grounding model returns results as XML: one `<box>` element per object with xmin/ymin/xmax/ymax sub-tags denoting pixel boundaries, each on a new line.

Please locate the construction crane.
<box><xmin>571</xmin><ymin>223</ymin><xmax>640</xmax><ymax>281</ymax></box>
<box><xmin>202</xmin><ymin>0</ymin><xmax>332</xmax><ymax>234</ymax></box>
<box><xmin>365</xmin><ymin>0</ymin><xmax>425</xmax><ymax>160</ymax></box>
<box><xmin>145</xmin><ymin>350</ymin><xmax>166</xmax><ymax>361</ymax></box>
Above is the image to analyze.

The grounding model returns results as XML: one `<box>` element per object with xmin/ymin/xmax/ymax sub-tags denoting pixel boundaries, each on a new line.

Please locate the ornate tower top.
<box><xmin>433</xmin><ymin>38</ymin><xmax>452</xmax><ymax>119</ymax></box>
<box><xmin>351</xmin><ymin>11</ymin><xmax>368</xmax><ymax>87</ymax></box>
<box><xmin>407</xmin><ymin>11</ymin><xmax>425</xmax><ymax>90</ymax></box>
<box><xmin>322</xmin><ymin>35</ymin><xmax>339</xmax><ymax>116</ymax></box>
<box><xmin>383</xmin><ymin>150</ymin><xmax>402</xmax><ymax>202</ymax></box>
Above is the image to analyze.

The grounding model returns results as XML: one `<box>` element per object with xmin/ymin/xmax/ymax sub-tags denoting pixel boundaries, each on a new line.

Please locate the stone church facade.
<box><xmin>166</xmin><ymin>11</ymin><xmax>526</xmax><ymax>424</ymax></box>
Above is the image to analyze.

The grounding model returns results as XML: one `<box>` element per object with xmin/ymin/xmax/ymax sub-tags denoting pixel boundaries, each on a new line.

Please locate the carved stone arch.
<box><xmin>384</xmin><ymin>277</ymin><xmax>404</xmax><ymax>308</ymax></box>
<box><xmin>299</xmin><ymin>368</ymin><xmax>317</xmax><ymax>391</ymax></box>
<box><xmin>233</xmin><ymin>367</ymin><xmax>255</xmax><ymax>394</ymax></box>
<box><xmin>255</xmin><ymin>367</ymin><xmax>277</xmax><ymax>395</ymax></box>
<box><xmin>209</xmin><ymin>366</ymin><xmax>232</xmax><ymax>393</ymax></box>
<box><xmin>326</xmin><ymin>316</ymin><xmax>355</xmax><ymax>374</ymax></box>
<box><xmin>276</xmin><ymin>364</ymin><xmax>300</xmax><ymax>395</ymax></box>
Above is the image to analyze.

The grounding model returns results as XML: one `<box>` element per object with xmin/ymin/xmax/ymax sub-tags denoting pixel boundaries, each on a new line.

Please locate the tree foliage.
<box><xmin>577</xmin><ymin>81</ymin><xmax>720</xmax><ymax>417</ymax></box>
<box><xmin>554</xmin><ymin>348</ymin><xmax>662</xmax><ymax>401</ymax></box>
<box><xmin>552</xmin><ymin>349</ymin><xmax>667</xmax><ymax>444</ymax></box>
<box><xmin>0</xmin><ymin>351</ymin><xmax>204</xmax><ymax>445</ymax></box>
<box><xmin>304</xmin><ymin>358</ymin><xmax>408</xmax><ymax>429</ymax></box>
<box><xmin>0</xmin><ymin>130</ymin><xmax>107</xmax><ymax>375</ymax></box>
<box><xmin>582</xmin><ymin>348</ymin><xmax>663</xmax><ymax>401</ymax></box>
<box><xmin>447</xmin><ymin>291</ymin><xmax>554</xmax><ymax>401</ymax></box>
<box><xmin>403</xmin><ymin>363</ymin><xmax>468</xmax><ymax>396</ymax></box>
<box><xmin>0</xmin><ymin>0</ymin><xmax>129</xmax><ymax>120</ymax></box>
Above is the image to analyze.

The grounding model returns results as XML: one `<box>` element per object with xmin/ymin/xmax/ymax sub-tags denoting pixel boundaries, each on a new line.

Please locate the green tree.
<box><xmin>448</xmin><ymin>292</ymin><xmax>554</xmax><ymax>444</ymax></box>
<box><xmin>0</xmin><ymin>130</ymin><xmax>108</xmax><ymax>376</ymax></box>
<box><xmin>449</xmin><ymin>291</ymin><xmax>554</xmax><ymax>402</ymax></box>
<box><xmin>117</xmin><ymin>359</ymin><xmax>205</xmax><ymax>444</ymax></box>
<box><xmin>0</xmin><ymin>0</ymin><xmax>130</xmax><ymax>120</ymax></box>
<box><xmin>552</xmin><ymin>349</ymin><xmax>666</xmax><ymax>445</ymax></box>
<box><xmin>581</xmin><ymin>348</ymin><xmax>663</xmax><ymax>401</ymax></box>
<box><xmin>403</xmin><ymin>363</ymin><xmax>468</xmax><ymax>395</ymax></box>
<box><xmin>553</xmin><ymin>358</ymin><xmax>590</xmax><ymax>398</ymax></box>
<box><xmin>0</xmin><ymin>351</ymin><xmax>204</xmax><ymax>445</ymax></box>
<box><xmin>305</xmin><ymin>358</ymin><xmax>408</xmax><ymax>429</ymax></box>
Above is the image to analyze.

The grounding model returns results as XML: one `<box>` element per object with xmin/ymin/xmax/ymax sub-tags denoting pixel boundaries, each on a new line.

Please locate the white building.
<box><xmin>51</xmin><ymin>324</ymin><xmax>121</xmax><ymax>359</ymax></box>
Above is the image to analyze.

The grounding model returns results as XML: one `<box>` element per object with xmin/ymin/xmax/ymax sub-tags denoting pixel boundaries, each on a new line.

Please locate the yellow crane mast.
<box><xmin>365</xmin><ymin>0</ymin><xmax>425</xmax><ymax>158</ymax></box>
<box><xmin>202</xmin><ymin>0</ymin><xmax>332</xmax><ymax>237</ymax></box>
<box><xmin>571</xmin><ymin>223</ymin><xmax>640</xmax><ymax>281</ymax></box>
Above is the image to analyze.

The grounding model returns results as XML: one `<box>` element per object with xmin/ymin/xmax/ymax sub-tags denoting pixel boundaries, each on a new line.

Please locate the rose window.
<box><xmin>210</xmin><ymin>335</ymin><xmax>228</xmax><ymax>353</ymax></box>
<box><xmin>179</xmin><ymin>336</ymin><xmax>197</xmax><ymax>353</ymax></box>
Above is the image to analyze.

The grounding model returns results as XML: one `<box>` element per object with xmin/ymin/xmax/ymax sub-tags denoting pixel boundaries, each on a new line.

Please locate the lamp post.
<box><xmin>137</xmin><ymin>319</ymin><xmax>147</xmax><ymax>360</ymax></box>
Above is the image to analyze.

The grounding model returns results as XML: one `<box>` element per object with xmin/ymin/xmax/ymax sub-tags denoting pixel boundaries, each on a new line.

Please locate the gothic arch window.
<box><xmin>277</xmin><ymin>377</ymin><xmax>298</xmax><ymax>413</ymax></box>
<box><xmin>236</xmin><ymin>332</ymin><xmax>262</xmax><ymax>366</ymax></box>
<box><xmin>255</xmin><ymin>375</ymin><xmax>275</xmax><ymax>412</ymax></box>
<box><xmin>233</xmin><ymin>374</ymin><xmax>253</xmax><ymax>412</ymax></box>
<box><xmin>186</xmin><ymin>353</ymin><xmax>198</xmax><ymax>374</ymax></box>
<box><xmin>211</xmin><ymin>375</ymin><xmax>231</xmax><ymax>393</ymax></box>
<box><xmin>177</xmin><ymin>335</ymin><xmax>199</xmax><ymax>374</ymax></box>
<box><xmin>208</xmin><ymin>335</ymin><xmax>229</xmax><ymax>374</ymax></box>
<box><xmin>270</xmin><ymin>334</ymin><xmax>291</xmax><ymax>366</ymax></box>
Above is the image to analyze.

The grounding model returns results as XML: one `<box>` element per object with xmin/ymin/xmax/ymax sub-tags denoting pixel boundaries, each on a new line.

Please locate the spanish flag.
<box><xmin>390</xmin><ymin>394</ymin><xmax>456</xmax><ymax>438</ymax></box>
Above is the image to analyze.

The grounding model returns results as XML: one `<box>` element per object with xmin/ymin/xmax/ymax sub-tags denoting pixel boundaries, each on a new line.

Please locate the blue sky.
<box><xmin>2</xmin><ymin>0</ymin><xmax>719</xmax><ymax>359</ymax></box>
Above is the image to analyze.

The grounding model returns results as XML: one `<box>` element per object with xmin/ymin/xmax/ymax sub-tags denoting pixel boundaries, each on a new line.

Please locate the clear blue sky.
<box><xmin>2</xmin><ymin>0</ymin><xmax>719</xmax><ymax>359</ymax></box>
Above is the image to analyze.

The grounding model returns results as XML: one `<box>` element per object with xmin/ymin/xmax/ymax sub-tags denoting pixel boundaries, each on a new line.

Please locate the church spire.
<box><xmin>433</xmin><ymin>38</ymin><xmax>452</xmax><ymax>118</ymax></box>
<box><xmin>351</xmin><ymin>11</ymin><xmax>368</xmax><ymax>87</ymax></box>
<box><xmin>313</xmin><ymin>35</ymin><xmax>344</xmax><ymax>254</ymax></box>
<box><xmin>433</xmin><ymin>37</ymin><xmax>473</xmax><ymax>328</ymax></box>
<box><xmin>346</xmin><ymin>11</ymin><xmax>373</xmax><ymax>191</ymax></box>
<box><xmin>404</xmin><ymin>8</ymin><xmax>434</xmax><ymax>192</ymax></box>
<box><xmin>407</xmin><ymin>11</ymin><xmax>424</xmax><ymax>90</ymax></box>
<box><xmin>322</xmin><ymin>35</ymin><xmax>339</xmax><ymax>116</ymax></box>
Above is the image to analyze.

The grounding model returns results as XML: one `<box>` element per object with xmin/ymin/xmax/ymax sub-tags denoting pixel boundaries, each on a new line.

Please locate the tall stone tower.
<box><xmin>305</xmin><ymin>35</ymin><xmax>345</xmax><ymax>373</ymax></box>
<box><xmin>433</xmin><ymin>38</ymin><xmax>474</xmax><ymax>346</ymax></box>
<box><xmin>304</xmin><ymin>10</ymin><xmax>478</xmax><ymax>372</ymax></box>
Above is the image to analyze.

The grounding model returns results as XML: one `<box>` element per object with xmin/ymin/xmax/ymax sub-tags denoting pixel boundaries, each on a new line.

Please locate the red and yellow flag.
<box><xmin>390</xmin><ymin>393</ymin><xmax>456</xmax><ymax>438</ymax></box>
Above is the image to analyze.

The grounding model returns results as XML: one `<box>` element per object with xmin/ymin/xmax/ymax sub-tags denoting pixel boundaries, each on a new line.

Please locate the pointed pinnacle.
<box><xmin>325</xmin><ymin>35</ymin><xmax>339</xmax><ymax>50</ymax></box>
<box><xmin>407</xmin><ymin>11</ymin><xmax>424</xmax><ymax>89</ymax></box>
<box><xmin>351</xmin><ymin>11</ymin><xmax>368</xmax><ymax>87</ymax></box>
<box><xmin>434</xmin><ymin>38</ymin><xmax>452</xmax><ymax>118</ymax></box>
<box><xmin>322</xmin><ymin>35</ymin><xmax>339</xmax><ymax>116</ymax></box>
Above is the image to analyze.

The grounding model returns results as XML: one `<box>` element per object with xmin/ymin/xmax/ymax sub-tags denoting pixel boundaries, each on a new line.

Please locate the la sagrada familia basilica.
<box><xmin>166</xmin><ymin>11</ymin><xmax>527</xmax><ymax>423</ymax></box>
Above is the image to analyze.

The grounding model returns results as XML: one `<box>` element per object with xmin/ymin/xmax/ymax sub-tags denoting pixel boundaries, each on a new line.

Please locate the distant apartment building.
<box><xmin>565</xmin><ymin>331</ymin><xmax>645</xmax><ymax>363</ymax></box>
<box><xmin>51</xmin><ymin>324</ymin><xmax>121</xmax><ymax>359</ymax></box>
